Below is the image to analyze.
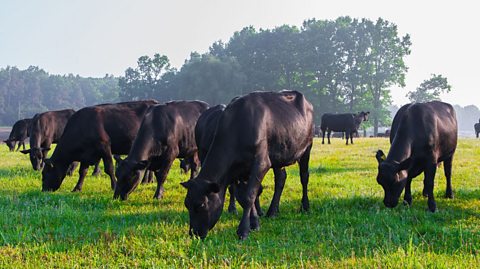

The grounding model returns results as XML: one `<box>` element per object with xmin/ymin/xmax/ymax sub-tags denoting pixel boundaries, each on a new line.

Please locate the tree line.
<box><xmin>1</xmin><ymin>16</ymin><xmax>456</xmax><ymax>133</ymax></box>
<box><xmin>119</xmin><ymin>17</ymin><xmax>413</xmax><ymax>134</ymax></box>
<box><xmin>0</xmin><ymin>66</ymin><xmax>119</xmax><ymax>125</ymax></box>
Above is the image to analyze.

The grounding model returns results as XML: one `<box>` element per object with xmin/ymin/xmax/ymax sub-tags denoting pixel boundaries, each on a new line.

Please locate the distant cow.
<box><xmin>474</xmin><ymin>120</ymin><xmax>480</xmax><ymax>138</ymax></box>
<box><xmin>182</xmin><ymin>90</ymin><xmax>313</xmax><ymax>240</ymax></box>
<box><xmin>114</xmin><ymin>101</ymin><xmax>208</xmax><ymax>200</ymax></box>
<box><xmin>321</xmin><ymin>111</ymin><xmax>369</xmax><ymax>145</ymax></box>
<box><xmin>4</xmin><ymin>118</ymin><xmax>32</xmax><ymax>151</ymax></box>
<box><xmin>375</xmin><ymin>101</ymin><xmax>457</xmax><ymax>212</ymax></box>
<box><xmin>21</xmin><ymin>109</ymin><xmax>75</xmax><ymax>171</ymax></box>
<box><xmin>41</xmin><ymin>100</ymin><xmax>158</xmax><ymax>192</ymax></box>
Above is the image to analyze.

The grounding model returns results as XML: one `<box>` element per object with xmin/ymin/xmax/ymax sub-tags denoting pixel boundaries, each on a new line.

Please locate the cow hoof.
<box><xmin>71</xmin><ymin>187</ymin><xmax>82</xmax><ymax>193</ymax></box>
<box><xmin>445</xmin><ymin>192</ymin><xmax>454</xmax><ymax>199</ymax></box>
<box><xmin>266</xmin><ymin>208</ymin><xmax>279</xmax><ymax>218</ymax></box>
<box><xmin>427</xmin><ymin>201</ymin><xmax>437</xmax><ymax>213</ymax></box>
<box><xmin>403</xmin><ymin>199</ymin><xmax>412</xmax><ymax>206</ymax></box>
<box><xmin>237</xmin><ymin>230</ymin><xmax>249</xmax><ymax>240</ymax></box>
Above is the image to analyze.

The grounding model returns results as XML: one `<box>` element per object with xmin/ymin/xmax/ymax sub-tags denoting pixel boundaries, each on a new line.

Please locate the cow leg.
<box><xmin>350</xmin><ymin>131</ymin><xmax>354</xmax><ymax>144</ymax></box>
<box><xmin>424</xmin><ymin>164</ymin><xmax>437</xmax><ymax>212</ymax></box>
<box><xmin>403</xmin><ymin>177</ymin><xmax>413</xmax><ymax>206</ymax></box>
<box><xmin>72</xmin><ymin>162</ymin><xmax>90</xmax><ymax>192</ymax></box>
<box><xmin>188</xmin><ymin>153</ymin><xmax>200</xmax><ymax>179</ymax></box>
<box><xmin>16</xmin><ymin>142</ymin><xmax>22</xmax><ymax>152</ymax></box>
<box><xmin>327</xmin><ymin>130</ymin><xmax>331</xmax><ymax>144</ymax></box>
<box><xmin>255</xmin><ymin>184</ymin><xmax>263</xmax><ymax>217</ymax></box>
<box><xmin>345</xmin><ymin>131</ymin><xmax>350</xmax><ymax>145</ymax></box>
<box><xmin>236</xmin><ymin>156</ymin><xmax>270</xmax><ymax>240</ymax></box>
<box><xmin>153</xmin><ymin>153</ymin><xmax>176</xmax><ymax>199</ymax></box>
<box><xmin>92</xmin><ymin>160</ymin><xmax>101</xmax><ymax>176</ymax></box>
<box><xmin>266</xmin><ymin>167</ymin><xmax>287</xmax><ymax>217</ymax></box>
<box><xmin>444</xmin><ymin>157</ymin><xmax>454</xmax><ymax>199</ymax></box>
<box><xmin>142</xmin><ymin>170</ymin><xmax>154</xmax><ymax>184</ymax></box>
<box><xmin>299</xmin><ymin>144</ymin><xmax>312</xmax><ymax>212</ymax></box>
<box><xmin>98</xmin><ymin>143</ymin><xmax>116</xmax><ymax>190</ymax></box>
<box><xmin>227</xmin><ymin>184</ymin><xmax>237</xmax><ymax>214</ymax></box>
<box><xmin>321</xmin><ymin>128</ymin><xmax>326</xmax><ymax>144</ymax></box>
<box><xmin>66</xmin><ymin>162</ymin><xmax>79</xmax><ymax>176</ymax></box>
<box><xmin>22</xmin><ymin>141</ymin><xmax>26</xmax><ymax>151</ymax></box>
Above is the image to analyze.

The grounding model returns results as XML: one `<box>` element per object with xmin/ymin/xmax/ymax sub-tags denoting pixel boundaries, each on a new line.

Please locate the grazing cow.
<box><xmin>194</xmin><ymin>104</ymin><xmax>264</xmax><ymax>215</ymax></box>
<box><xmin>21</xmin><ymin>109</ymin><xmax>75</xmax><ymax>171</ymax></box>
<box><xmin>114</xmin><ymin>101</ymin><xmax>208</xmax><ymax>200</ymax></box>
<box><xmin>375</xmin><ymin>101</ymin><xmax>457</xmax><ymax>212</ymax></box>
<box><xmin>41</xmin><ymin>100</ymin><xmax>158</xmax><ymax>192</ymax></box>
<box><xmin>474</xmin><ymin>120</ymin><xmax>480</xmax><ymax>138</ymax></box>
<box><xmin>4</xmin><ymin>118</ymin><xmax>32</xmax><ymax>151</ymax></box>
<box><xmin>321</xmin><ymin>111</ymin><xmax>369</xmax><ymax>145</ymax></box>
<box><xmin>182</xmin><ymin>90</ymin><xmax>313</xmax><ymax>240</ymax></box>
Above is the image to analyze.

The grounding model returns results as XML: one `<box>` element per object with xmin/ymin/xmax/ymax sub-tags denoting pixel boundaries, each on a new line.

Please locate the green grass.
<box><xmin>0</xmin><ymin>138</ymin><xmax>479</xmax><ymax>268</ymax></box>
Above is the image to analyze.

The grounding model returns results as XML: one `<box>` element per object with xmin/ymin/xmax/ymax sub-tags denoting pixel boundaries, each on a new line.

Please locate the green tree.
<box><xmin>407</xmin><ymin>74</ymin><xmax>451</xmax><ymax>102</ymax></box>
<box><xmin>118</xmin><ymin>54</ymin><xmax>173</xmax><ymax>101</ymax></box>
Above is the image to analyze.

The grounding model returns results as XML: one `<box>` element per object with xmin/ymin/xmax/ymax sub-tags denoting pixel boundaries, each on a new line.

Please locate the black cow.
<box><xmin>114</xmin><ymin>101</ymin><xmax>208</xmax><ymax>200</ymax></box>
<box><xmin>321</xmin><ymin>111</ymin><xmax>369</xmax><ymax>145</ymax></box>
<box><xmin>21</xmin><ymin>109</ymin><xmax>75</xmax><ymax>171</ymax></box>
<box><xmin>41</xmin><ymin>100</ymin><xmax>158</xmax><ymax>192</ymax></box>
<box><xmin>375</xmin><ymin>101</ymin><xmax>457</xmax><ymax>212</ymax></box>
<box><xmin>474</xmin><ymin>120</ymin><xmax>480</xmax><ymax>138</ymax></box>
<box><xmin>4</xmin><ymin>118</ymin><xmax>32</xmax><ymax>151</ymax></box>
<box><xmin>181</xmin><ymin>90</ymin><xmax>314</xmax><ymax>240</ymax></box>
<box><xmin>194</xmin><ymin>104</ymin><xmax>266</xmax><ymax>215</ymax></box>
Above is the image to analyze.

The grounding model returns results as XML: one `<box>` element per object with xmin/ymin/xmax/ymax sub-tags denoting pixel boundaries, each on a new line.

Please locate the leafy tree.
<box><xmin>407</xmin><ymin>74</ymin><xmax>451</xmax><ymax>102</ymax></box>
<box><xmin>118</xmin><ymin>54</ymin><xmax>173</xmax><ymax>101</ymax></box>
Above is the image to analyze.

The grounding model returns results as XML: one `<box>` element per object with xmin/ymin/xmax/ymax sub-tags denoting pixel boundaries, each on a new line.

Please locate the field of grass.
<box><xmin>0</xmin><ymin>138</ymin><xmax>479</xmax><ymax>268</ymax></box>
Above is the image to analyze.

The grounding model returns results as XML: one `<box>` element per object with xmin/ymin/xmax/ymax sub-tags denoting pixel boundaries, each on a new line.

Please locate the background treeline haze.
<box><xmin>0</xmin><ymin>17</ymin><xmax>478</xmax><ymax>134</ymax></box>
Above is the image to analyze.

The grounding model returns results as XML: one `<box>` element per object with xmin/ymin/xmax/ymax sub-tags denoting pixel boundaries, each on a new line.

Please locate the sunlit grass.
<box><xmin>0</xmin><ymin>138</ymin><xmax>479</xmax><ymax>268</ymax></box>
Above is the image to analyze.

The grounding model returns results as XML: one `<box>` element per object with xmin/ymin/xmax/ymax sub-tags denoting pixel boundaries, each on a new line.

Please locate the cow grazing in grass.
<box><xmin>182</xmin><ymin>90</ymin><xmax>313</xmax><ymax>240</ymax></box>
<box><xmin>114</xmin><ymin>101</ymin><xmax>208</xmax><ymax>200</ymax></box>
<box><xmin>474</xmin><ymin>120</ymin><xmax>480</xmax><ymax>138</ymax></box>
<box><xmin>321</xmin><ymin>111</ymin><xmax>369</xmax><ymax>145</ymax></box>
<box><xmin>21</xmin><ymin>109</ymin><xmax>75</xmax><ymax>171</ymax></box>
<box><xmin>375</xmin><ymin>101</ymin><xmax>457</xmax><ymax>212</ymax></box>
<box><xmin>41</xmin><ymin>100</ymin><xmax>158</xmax><ymax>192</ymax></box>
<box><xmin>4</xmin><ymin>118</ymin><xmax>32</xmax><ymax>152</ymax></box>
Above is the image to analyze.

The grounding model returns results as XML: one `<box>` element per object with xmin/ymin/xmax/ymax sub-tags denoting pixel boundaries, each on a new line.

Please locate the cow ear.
<box><xmin>20</xmin><ymin>149</ymin><xmax>31</xmax><ymax>154</ymax></box>
<box><xmin>399</xmin><ymin>158</ymin><xmax>411</xmax><ymax>170</ymax></box>
<box><xmin>375</xmin><ymin>150</ymin><xmax>386</xmax><ymax>164</ymax></box>
<box><xmin>134</xmin><ymin>160</ymin><xmax>149</xmax><ymax>170</ymax></box>
<box><xmin>207</xmin><ymin>182</ymin><xmax>220</xmax><ymax>194</ymax></box>
<box><xmin>180</xmin><ymin>181</ymin><xmax>191</xmax><ymax>189</ymax></box>
<box><xmin>3</xmin><ymin>140</ymin><xmax>9</xmax><ymax>143</ymax></box>
<box><xmin>44</xmin><ymin>159</ymin><xmax>53</xmax><ymax>168</ymax></box>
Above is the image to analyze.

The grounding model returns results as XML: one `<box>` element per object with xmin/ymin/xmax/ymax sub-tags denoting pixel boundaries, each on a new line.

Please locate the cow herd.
<box><xmin>2</xmin><ymin>90</ymin><xmax>464</xmax><ymax>240</ymax></box>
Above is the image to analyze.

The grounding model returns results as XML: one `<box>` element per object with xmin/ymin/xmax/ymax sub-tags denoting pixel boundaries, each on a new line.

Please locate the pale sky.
<box><xmin>1</xmin><ymin>0</ymin><xmax>478</xmax><ymax>107</ymax></box>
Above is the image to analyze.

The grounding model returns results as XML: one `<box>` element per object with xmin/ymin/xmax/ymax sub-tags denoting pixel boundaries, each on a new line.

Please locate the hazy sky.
<box><xmin>1</xmin><ymin>0</ymin><xmax>478</xmax><ymax>107</ymax></box>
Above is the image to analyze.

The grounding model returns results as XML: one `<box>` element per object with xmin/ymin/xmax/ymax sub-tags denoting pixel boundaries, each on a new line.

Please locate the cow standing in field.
<box><xmin>375</xmin><ymin>101</ymin><xmax>457</xmax><ymax>212</ymax></box>
<box><xmin>193</xmin><ymin>104</ymin><xmax>264</xmax><ymax>215</ymax></box>
<box><xmin>321</xmin><ymin>111</ymin><xmax>369</xmax><ymax>145</ymax></box>
<box><xmin>474</xmin><ymin>119</ymin><xmax>480</xmax><ymax>138</ymax></box>
<box><xmin>182</xmin><ymin>91</ymin><xmax>314</xmax><ymax>240</ymax></box>
<box><xmin>4</xmin><ymin>118</ymin><xmax>32</xmax><ymax>152</ymax></box>
<box><xmin>21</xmin><ymin>109</ymin><xmax>75</xmax><ymax>171</ymax></box>
<box><xmin>41</xmin><ymin>100</ymin><xmax>158</xmax><ymax>192</ymax></box>
<box><xmin>114</xmin><ymin>101</ymin><xmax>208</xmax><ymax>200</ymax></box>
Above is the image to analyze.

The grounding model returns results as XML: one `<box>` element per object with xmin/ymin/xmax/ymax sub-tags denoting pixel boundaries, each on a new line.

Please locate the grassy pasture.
<box><xmin>0</xmin><ymin>138</ymin><xmax>479</xmax><ymax>268</ymax></box>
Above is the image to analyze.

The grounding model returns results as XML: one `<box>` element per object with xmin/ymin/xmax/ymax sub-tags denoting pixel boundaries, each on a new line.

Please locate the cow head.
<box><xmin>375</xmin><ymin>150</ymin><xmax>410</xmax><ymax>208</ymax></box>
<box><xmin>179</xmin><ymin>159</ymin><xmax>191</xmax><ymax>174</ymax></box>
<box><xmin>113</xmin><ymin>159</ymin><xmax>149</xmax><ymax>200</ymax></box>
<box><xmin>21</xmin><ymin>147</ymin><xmax>49</xmax><ymax>170</ymax></box>
<box><xmin>358</xmin><ymin>111</ymin><xmax>370</xmax><ymax>122</ymax></box>
<box><xmin>41</xmin><ymin>159</ymin><xmax>68</xmax><ymax>192</ymax></box>
<box><xmin>3</xmin><ymin>139</ymin><xmax>16</xmax><ymax>152</ymax></box>
<box><xmin>181</xmin><ymin>179</ymin><xmax>223</xmax><ymax>239</ymax></box>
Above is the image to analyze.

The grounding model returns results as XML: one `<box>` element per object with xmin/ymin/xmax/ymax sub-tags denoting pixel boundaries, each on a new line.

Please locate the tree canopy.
<box><xmin>407</xmin><ymin>74</ymin><xmax>451</xmax><ymax>103</ymax></box>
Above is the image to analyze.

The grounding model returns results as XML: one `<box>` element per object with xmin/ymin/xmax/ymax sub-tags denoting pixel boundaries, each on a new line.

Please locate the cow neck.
<box><xmin>128</xmin><ymin>129</ymin><xmax>155</xmax><ymax>163</ymax></box>
<box><xmin>29</xmin><ymin>129</ymin><xmax>42</xmax><ymax>149</ymax></box>
<box><xmin>386</xmin><ymin>128</ymin><xmax>412</xmax><ymax>166</ymax></box>
<box><xmin>196</xmin><ymin>141</ymin><xmax>232</xmax><ymax>190</ymax></box>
